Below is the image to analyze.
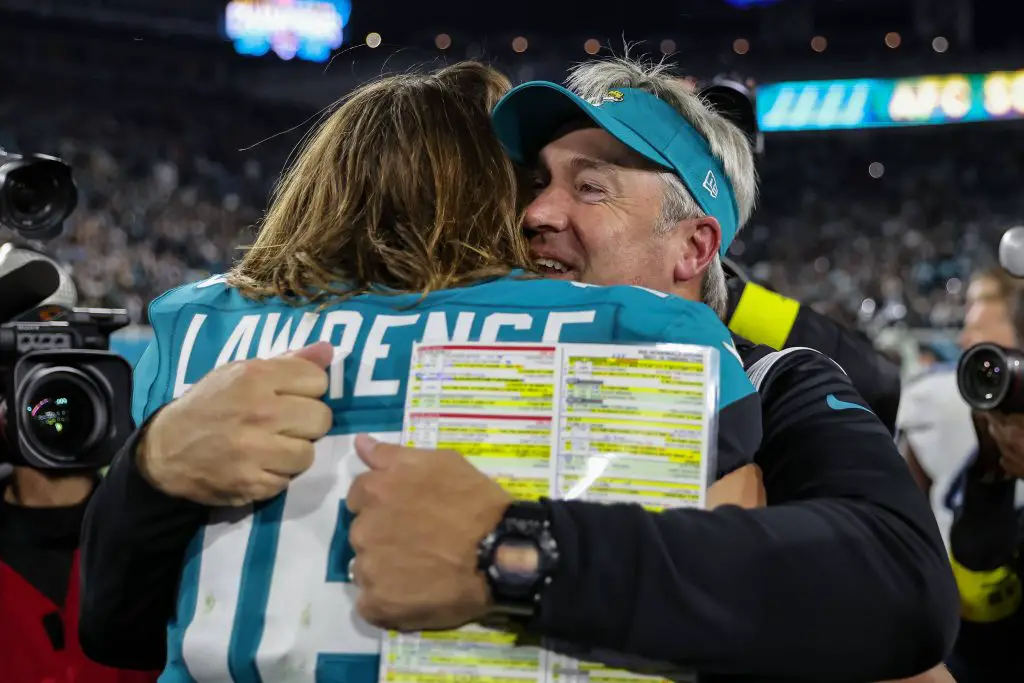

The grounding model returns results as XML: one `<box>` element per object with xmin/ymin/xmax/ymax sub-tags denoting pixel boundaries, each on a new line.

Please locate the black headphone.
<box><xmin>698</xmin><ymin>75</ymin><xmax>764</xmax><ymax>157</ymax></box>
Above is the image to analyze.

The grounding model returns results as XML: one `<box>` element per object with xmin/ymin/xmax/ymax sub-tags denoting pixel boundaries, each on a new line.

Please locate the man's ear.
<box><xmin>672</xmin><ymin>216</ymin><xmax>722</xmax><ymax>283</ymax></box>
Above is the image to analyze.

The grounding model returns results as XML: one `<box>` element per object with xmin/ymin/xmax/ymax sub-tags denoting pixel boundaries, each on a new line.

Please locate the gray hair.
<box><xmin>565</xmin><ymin>56</ymin><xmax>758</xmax><ymax>318</ymax></box>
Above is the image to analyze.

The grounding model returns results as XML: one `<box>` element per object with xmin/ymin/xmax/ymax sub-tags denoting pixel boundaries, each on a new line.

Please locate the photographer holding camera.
<box><xmin>948</xmin><ymin>227</ymin><xmax>1024</xmax><ymax>682</ymax></box>
<box><xmin>0</xmin><ymin>150</ymin><xmax>156</xmax><ymax>682</ymax></box>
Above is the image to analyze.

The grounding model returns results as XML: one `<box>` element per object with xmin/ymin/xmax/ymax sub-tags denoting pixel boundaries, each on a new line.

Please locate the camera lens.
<box><xmin>7</xmin><ymin>175</ymin><xmax>56</xmax><ymax>221</ymax></box>
<box><xmin>958</xmin><ymin>344</ymin><xmax>1016</xmax><ymax>410</ymax></box>
<box><xmin>21</xmin><ymin>370</ymin><xmax>105</xmax><ymax>461</ymax></box>
<box><xmin>0</xmin><ymin>156</ymin><xmax>77</xmax><ymax>239</ymax></box>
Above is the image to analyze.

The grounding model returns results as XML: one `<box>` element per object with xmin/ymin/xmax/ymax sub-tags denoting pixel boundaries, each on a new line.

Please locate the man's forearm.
<box><xmin>948</xmin><ymin>474</ymin><xmax>1022</xmax><ymax>654</ymax></box>
<box><xmin>79</xmin><ymin>424</ymin><xmax>206</xmax><ymax>670</ymax></box>
<box><xmin>534</xmin><ymin>496</ymin><xmax>957</xmax><ymax>682</ymax></box>
<box><xmin>950</xmin><ymin>475</ymin><xmax>1018</xmax><ymax>570</ymax></box>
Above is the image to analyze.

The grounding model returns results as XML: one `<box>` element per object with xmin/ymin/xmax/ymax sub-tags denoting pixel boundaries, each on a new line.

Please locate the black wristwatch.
<box><xmin>477</xmin><ymin>499</ymin><xmax>559</xmax><ymax>618</ymax></box>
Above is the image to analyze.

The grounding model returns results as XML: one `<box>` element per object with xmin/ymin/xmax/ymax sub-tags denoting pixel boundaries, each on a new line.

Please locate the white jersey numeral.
<box><xmin>171</xmin><ymin>433</ymin><xmax>398</xmax><ymax>683</ymax></box>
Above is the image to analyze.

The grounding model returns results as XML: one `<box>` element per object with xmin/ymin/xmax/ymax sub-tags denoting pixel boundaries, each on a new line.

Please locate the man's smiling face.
<box><xmin>524</xmin><ymin>126</ymin><xmax>683</xmax><ymax>291</ymax></box>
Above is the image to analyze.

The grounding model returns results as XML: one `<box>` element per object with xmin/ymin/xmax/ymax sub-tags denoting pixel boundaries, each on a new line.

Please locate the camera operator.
<box><xmin>948</xmin><ymin>230</ymin><xmax>1024</xmax><ymax>682</ymax></box>
<box><xmin>0</xmin><ymin>248</ymin><xmax>155</xmax><ymax>683</ymax></box>
<box><xmin>0</xmin><ymin>407</ymin><xmax>131</xmax><ymax>683</ymax></box>
<box><xmin>0</xmin><ymin>150</ymin><xmax>157</xmax><ymax>682</ymax></box>
<box><xmin>897</xmin><ymin>268</ymin><xmax>1024</xmax><ymax>550</ymax></box>
<box><xmin>946</xmin><ymin>411</ymin><xmax>1024</xmax><ymax>683</ymax></box>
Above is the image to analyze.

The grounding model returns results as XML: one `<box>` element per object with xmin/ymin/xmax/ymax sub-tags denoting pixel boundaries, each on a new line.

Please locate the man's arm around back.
<box><xmin>533</xmin><ymin>350</ymin><xmax>958</xmax><ymax>681</ymax></box>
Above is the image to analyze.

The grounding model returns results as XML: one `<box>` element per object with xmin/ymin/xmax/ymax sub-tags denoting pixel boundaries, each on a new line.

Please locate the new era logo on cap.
<box><xmin>702</xmin><ymin>170</ymin><xmax>719</xmax><ymax>199</ymax></box>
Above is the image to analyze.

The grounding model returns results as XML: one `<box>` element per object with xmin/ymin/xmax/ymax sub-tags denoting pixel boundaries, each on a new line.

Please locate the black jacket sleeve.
<box><xmin>534</xmin><ymin>349</ymin><xmax>959</xmax><ymax>682</ymax></box>
<box><xmin>78</xmin><ymin>419</ymin><xmax>208</xmax><ymax>670</ymax></box>
<box><xmin>950</xmin><ymin>477</ymin><xmax>1019</xmax><ymax>571</ymax></box>
<box><xmin>947</xmin><ymin>467</ymin><xmax>1024</xmax><ymax>677</ymax></box>
<box><xmin>713</xmin><ymin>393</ymin><xmax>762</xmax><ymax>479</ymax></box>
<box><xmin>783</xmin><ymin>307</ymin><xmax>902</xmax><ymax>435</ymax></box>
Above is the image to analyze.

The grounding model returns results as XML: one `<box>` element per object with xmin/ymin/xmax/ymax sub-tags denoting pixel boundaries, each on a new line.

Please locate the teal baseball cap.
<box><xmin>492</xmin><ymin>81</ymin><xmax>740</xmax><ymax>256</ymax></box>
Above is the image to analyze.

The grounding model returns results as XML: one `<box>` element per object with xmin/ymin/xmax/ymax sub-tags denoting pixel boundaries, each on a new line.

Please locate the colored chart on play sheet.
<box><xmin>558</xmin><ymin>345</ymin><xmax>713</xmax><ymax>512</ymax></box>
<box><xmin>546</xmin><ymin>655</ymin><xmax>698</xmax><ymax>683</ymax></box>
<box><xmin>404</xmin><ymin>344</ymin><xmax>559</xmax><ymax>500</ymax></box>
<box><xmin>382</xmin><ymin>626</ymin><xmax>544</xmax><ymax>683</ymax></box>
<box><xmin>380</xmin><ymin>342</ymin><xmax>719</xmax><ymax>683</ymax></box>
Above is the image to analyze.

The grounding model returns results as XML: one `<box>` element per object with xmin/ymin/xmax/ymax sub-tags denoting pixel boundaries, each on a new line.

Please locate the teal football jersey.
<box><xmin>134</xmin><ymin>273</ymin><xmax>757</xmax><ymax>683</ymax></box>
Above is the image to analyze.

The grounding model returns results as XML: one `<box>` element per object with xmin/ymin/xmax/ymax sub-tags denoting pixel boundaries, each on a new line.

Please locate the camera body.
<box><xmin>0</xmin><ymin>147</ymin><xmax>132</xmax><ymax>471</ymax></box>
<box><xmin>1</xmin><ymin>307</ymin><xmax>133</xmax><ymax>470</ymax></box>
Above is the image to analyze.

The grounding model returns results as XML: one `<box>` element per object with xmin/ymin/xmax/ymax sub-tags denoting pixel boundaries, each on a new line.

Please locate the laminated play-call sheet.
<box><xmin>378</xmin><ymin>342</ymin><xmax>720</xmax><ymax>683</ymax></box>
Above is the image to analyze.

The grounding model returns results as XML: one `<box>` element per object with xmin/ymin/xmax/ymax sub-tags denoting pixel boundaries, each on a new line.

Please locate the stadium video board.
<box><xmin>757</xmin><ymin>70</ymin><xmax>1024</xmax><ymax>131</ymax></box>
<box><xmin>224</xmin><ymin>0</ymin><xmax>352</xmax><ymax>63</ymax></box>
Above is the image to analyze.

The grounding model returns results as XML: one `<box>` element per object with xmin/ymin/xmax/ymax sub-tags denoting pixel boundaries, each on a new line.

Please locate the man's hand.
<box><xmin>984</xmin><ymin>411</ymin><xmax>1024</xmax><ymax>478</ymax></box>
<box><xmin>347</xmin><ymin>436</ymin><xmax>512</xmax><ymax>632</ymax></box>
<box><xmin>707</xmin><ymin>464</ymin><xmax>765</xmax><ymax>510</ymax></box>
<box><xmin>881</xmin><ymin>664</ymin><xmax>957</xmax><ymax>683</ymax></box>
<box><xmin>137</xmin><ymin>342</ymin><xmax>334</xmax><ymax>507</ymax></box>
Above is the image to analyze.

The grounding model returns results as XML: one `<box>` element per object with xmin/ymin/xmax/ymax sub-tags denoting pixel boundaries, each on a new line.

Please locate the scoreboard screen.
<box><xmin>224</xmin><ymin>0</ymin><xmax>352</xmax><ymax>63</ymax></box>
<box><xmin>724</xmin><ymin>0</ymin><xmax>784</xmax><ymax>6</ymax></box>
<box><xmin>758</xmin><ymin>70</ymin><xmax>1024</xmax><ymax>131</ymax></box>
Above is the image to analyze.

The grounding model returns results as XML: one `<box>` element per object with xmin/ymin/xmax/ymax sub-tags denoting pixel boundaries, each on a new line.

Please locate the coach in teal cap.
<box><xmin>492</xmin><ymin>81</ymin><xmax>740</xmax><ymax>257</ymax></box>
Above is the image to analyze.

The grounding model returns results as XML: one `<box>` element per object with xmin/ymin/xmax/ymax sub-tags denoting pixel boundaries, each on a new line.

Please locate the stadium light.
<box><xmin>885</xmin><ymin>32</ymin><xmax>901</xmax><ymax>48</ymax></box>
<box><xmin>584</xmin><ymin>39</ymin><xmax>600</xmax><ymax>55</ymax></box>
<box><xmin>512</xmin><ymin>36</ymin><xmax>528</xmax><ymax>53</ymax></box>
<box><xmin>933</xmin><ymin>36</ymin><xmax>949</xmax><ymax>53</ymax></box>
<box><xmin>366</xmin><ymin>32</ymin><xmax>382</xmax><ymax>48</ymax></box>
<box><xmin>223</xmin><ymin>0</ymin><xmax>351</xmax><ymax>64</ymax></box>
<box><xmin>811</xmin><ymin>36</ymin><xmax>827</xmax><ymax>53</ymax></box>
<box><xmin>733</xmin><ymin>38</ymin><xmax>750</xmax><ymax>55</ymax></box>
<box><xmin>435</xmin><ymin>33</ymin><xmax>451</xmax><ymax>50</ymax></box>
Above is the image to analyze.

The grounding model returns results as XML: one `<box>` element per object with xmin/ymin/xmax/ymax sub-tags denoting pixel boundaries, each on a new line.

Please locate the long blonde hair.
<box><xmin>229</xmin><ymin>62</ymin><xmax>532</xmax><ymax>304</ymax></box>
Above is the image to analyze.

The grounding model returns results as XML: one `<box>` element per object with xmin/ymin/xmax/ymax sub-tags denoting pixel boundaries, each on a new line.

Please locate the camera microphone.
<box><xmin>0</xmin><ymin>244</ymin><xmax>77</xmax><ymax>322</ymax></box>
<box><xmin>998</xmin><ymin>226</ymin><xmax>1024</xmax><ymax>278</ymax></box>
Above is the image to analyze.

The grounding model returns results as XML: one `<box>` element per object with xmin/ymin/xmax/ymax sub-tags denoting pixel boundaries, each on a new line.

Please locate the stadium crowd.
<box><xmin>748</xmin><ymin>124</ymin><xmax>1024</xmax><ymax>331</ymax></box>
<box><xmin>0</xmin><ymin>90</ymin><xmax>294</xmax><ymax>322</ymax></box>
<box><xmin>5</xmin><ymin>89</ymin><xmax>1024</xmax><ymax>333</ymax></box>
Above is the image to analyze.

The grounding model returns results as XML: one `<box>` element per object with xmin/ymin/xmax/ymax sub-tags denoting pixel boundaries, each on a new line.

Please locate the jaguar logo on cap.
<box><xmin>602</xmin><ymin>90</ymin><xmax>625</xmax><ymax>104</ymax></box>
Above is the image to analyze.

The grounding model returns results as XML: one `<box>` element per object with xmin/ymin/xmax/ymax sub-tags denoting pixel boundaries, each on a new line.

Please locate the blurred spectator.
<box><xmin>0</xmin><ymin>90</ymin><xmax>295</xmax><ymax>322</ymax></box>
<box><xmin>897</xmin><ymin>267</ymin><xmax>1024</xmax><ymax>549</ymax></box>
<box><xmin>741</xmin><ymin>123</ymin><xmax>1024</xmax><ymax>331</ymax></box>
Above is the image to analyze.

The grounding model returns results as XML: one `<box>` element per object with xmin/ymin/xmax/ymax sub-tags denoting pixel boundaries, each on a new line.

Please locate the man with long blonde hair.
<box><xmin>78</xmin><ymin>61</ymin><xmax>760</xmax><ymax>681</ymax></box>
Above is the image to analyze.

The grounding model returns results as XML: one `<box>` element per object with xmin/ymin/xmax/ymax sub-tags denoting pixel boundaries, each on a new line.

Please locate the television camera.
<box><xmin>1</xmin><ymin>148</ymin><xmax>133</xmax><ymax>471</ymax></box>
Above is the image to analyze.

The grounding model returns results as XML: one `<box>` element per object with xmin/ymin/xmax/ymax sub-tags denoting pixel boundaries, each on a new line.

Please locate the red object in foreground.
<box><xmin>0</xmin><ymin>551</ymin><xmax>159</xmax><ymax>683</ymax></box>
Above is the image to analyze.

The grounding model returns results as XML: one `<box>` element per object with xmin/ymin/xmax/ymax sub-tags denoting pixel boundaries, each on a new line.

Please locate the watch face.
<box><xmin>492</xmin><ymin>537</ymin><xmax>541</xmax><ymax>591</ymax></box>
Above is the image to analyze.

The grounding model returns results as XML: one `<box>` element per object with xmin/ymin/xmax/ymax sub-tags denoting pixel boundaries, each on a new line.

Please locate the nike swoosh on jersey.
<box><xmin>826</xmin><ymin>394</ymin><xmax>870</xmax><ymax>413</ymax></box>
<box><xmin>721</xmin><ymin>340</ymin><xmax>743</xmax><ymax>365</ymax></box>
